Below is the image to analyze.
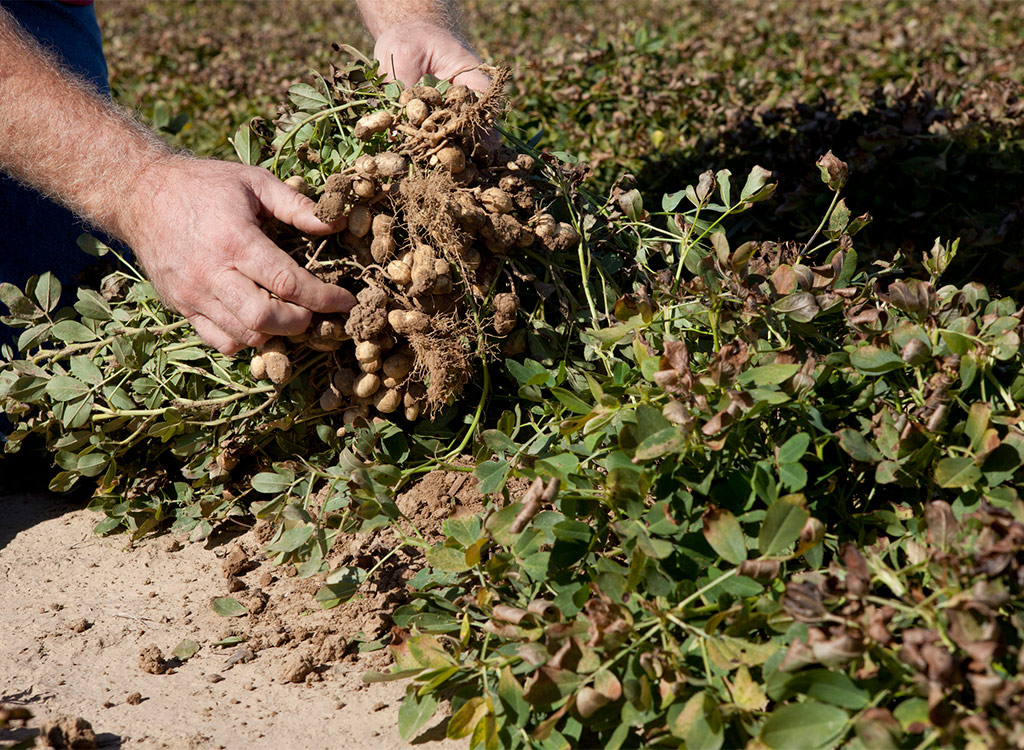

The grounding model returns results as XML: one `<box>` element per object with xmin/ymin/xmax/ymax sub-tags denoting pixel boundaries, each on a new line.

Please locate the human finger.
<box><xmin>251</xmin><ymin>169</ymin><xmax>345</xmax><ymax>235</ymax></box>
<box><xmin>186</xmin><ymin>310</ymin><xmax>253</xmax><ymax>356</ymax></box>
<box><xmin>212</xmin><ymin>268</ymin><xmax>313</xmax><ymax>337</ymax></box>
<box><xmin>450</xmin><ymin>66</ymin><xmax>490</xmax><ymax>93</ymax></box>
<box><xmin>234</xmin><ymin>227</ymin><xmax>357</xmax><ymax>314</ymax></box>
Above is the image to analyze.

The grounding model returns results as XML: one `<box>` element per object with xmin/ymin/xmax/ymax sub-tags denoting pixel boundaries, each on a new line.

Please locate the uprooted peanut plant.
<box><xmin>3</xmin><ymin>56</ymin><xmax>1024</xmax><ymax>750</ymax></box>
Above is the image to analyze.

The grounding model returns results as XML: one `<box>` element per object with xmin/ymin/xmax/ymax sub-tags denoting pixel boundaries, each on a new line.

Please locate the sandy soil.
<box><xmin>0</xmin><ymin>483</ymin><xmax>473</xmax><ymax>749</ymax></box>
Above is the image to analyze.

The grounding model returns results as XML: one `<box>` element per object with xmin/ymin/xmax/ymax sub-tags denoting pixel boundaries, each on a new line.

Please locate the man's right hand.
<box><xmin>121</xmin><ymin>157</ymin><xmax>355</xmax><ymax>355</ymax></box>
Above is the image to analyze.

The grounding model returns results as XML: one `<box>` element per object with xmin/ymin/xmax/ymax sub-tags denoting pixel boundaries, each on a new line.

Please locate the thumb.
<box><xmin>251</xmin><ymin>169</ymin><xmax>344</xmax><ymax>236</ymax></box>
<box><xmin>452</xmin><ymin>67</ymin><xmax>491</xmax><ymax>93</ymax></box>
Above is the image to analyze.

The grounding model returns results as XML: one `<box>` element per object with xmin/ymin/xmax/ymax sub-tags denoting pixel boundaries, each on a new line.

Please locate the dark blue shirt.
<box><xmin>0</xmin><ymin>1</ymin><xmax>110</xmax><ymax>349</ymax></box>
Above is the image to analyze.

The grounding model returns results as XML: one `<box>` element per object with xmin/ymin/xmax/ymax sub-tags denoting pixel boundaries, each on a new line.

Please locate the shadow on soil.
<box><xmin>636</xmin><ymin>82</ymin><xmax>1024</xmax><ymax>294</ymax></box>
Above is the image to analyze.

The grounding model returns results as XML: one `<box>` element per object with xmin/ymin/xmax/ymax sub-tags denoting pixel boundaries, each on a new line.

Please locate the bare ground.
<box><xmin>0</xmin><ymin>484</ymin><xmax>472</xmax><ymax>749</ymax></box>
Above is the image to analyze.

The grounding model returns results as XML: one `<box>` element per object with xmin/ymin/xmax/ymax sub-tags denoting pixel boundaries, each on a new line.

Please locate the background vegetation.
<box><xmin>100</xmin><ymin>0</ymin><xmax>1024</xmax><ymax>287</ymax></box>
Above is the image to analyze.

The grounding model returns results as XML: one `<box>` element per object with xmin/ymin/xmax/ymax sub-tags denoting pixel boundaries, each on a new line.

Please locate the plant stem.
<box><xmin>801</xmin><ymin>190</ymin><xmax>842</xmax><ymax>256</ymax></box>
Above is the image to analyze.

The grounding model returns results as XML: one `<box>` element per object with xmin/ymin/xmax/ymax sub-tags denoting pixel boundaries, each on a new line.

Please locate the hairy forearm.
<box><xmin>0</xmin><ymin>9</ymin><xmax>170</xmax><ymax>243</ymax></box>
<box><xmin>355</xmin><ymin>0</ymin><xmax>461</xmax><ymax>38</ymax></box>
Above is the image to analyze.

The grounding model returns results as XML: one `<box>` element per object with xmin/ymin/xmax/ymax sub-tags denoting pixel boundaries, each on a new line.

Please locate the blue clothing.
<box><xmin>0</xmin><ymin>1</ymin><xmax>110</xmax><ymax>350</ymax></box>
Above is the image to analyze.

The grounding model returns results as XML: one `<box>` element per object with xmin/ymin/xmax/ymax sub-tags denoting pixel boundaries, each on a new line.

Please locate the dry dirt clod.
<box><xmin>344</xmin><ymin>286</ymin><xmax>389</xmax><ymax>340</ymax></box>
<box><xmin>138</xmin><ymin>645</ymin><xmax>168</xmax><ymax>675</ymax></box>
<box><xmin>280</xmin><ymin>650</ymin><xmax>315</xmax><ymax>684</ymax></box>
<box><xmin>259</xmin><ymin>339</ymin><xmax>292</xmax><ymax>384</ymax></box>
<box><xmin>40</xmin><ymin>715</ymin><xmax>96</xmax><ymax>749</ymax></box>
<box><xmin>314</xmin><ymin>191</ymin><xmax>347</xmax><ymax>224</ymax></box>
<box><xmin>222</xmin><ymin>545</ymin><xmax>251</xmax><ymax>578</ymax></box>
<box><xmin>66</xmin><ymin>618</ymin><xmax>91</xmax><ymax>634</ymax></box>
<box><xmin>124</xmin><ymin>692</ymin><xmax>143</xmax><ymax>706</ymax></box>
<box><xmin>226</xmin><ymin>575</ymin><xmax>247</xmax><ymax>593</ymax></box>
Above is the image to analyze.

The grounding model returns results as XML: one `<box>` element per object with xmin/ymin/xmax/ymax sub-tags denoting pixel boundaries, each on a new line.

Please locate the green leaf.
<box><xmin>738</xmin><ymin>363</ymin><xmax>801</xmax><ymax>386</ymax></box>
<box><xmin>288</xmin><ymin>82</ymin><xmax>330</xmax><ymax>110</ymax></box>
<box><xmin>633</xmin><ymin>426</ymin><xmax>685</xmax><ymax>461</ymax></box>
<box><xmin>32</xmin><ymin>272</ymin><xmax>61</xmax><ymax>313</ymax></box>
<box><xmin>398</xmin><ymin>686</ymin><xmax>441</xmax><ymax>742</ymax></box>
<box><xmin>231</xmin><ymin>122</ymin><xmax>261</xmax><ymax>166</ymax></box>
<box><xmin>45</xmin><ymin>375</ymin><xmax>90</xmax><ymax>402</ymax></box>
<box><xmin>779</xmin><ymin>462</ymin><xmax>808</xmax><ymax>492</ymax></box>
<box><xmin>211</xmin><ymin>597</ymin><xmax>249</xmax><ymax>617</ymax></box>
<box><xmin>702</xmin><ymin>507</ymin><xmax>747</xmax><ymax>565</ymax></box>
<box><xmin>551</xmin><ymin>387</ymin><xmax>591</xmax><ymax>415</ymax></box>
<box><xmin>447</xmin><ymin>696</ymin><xmax>487</xmax><ymax>739</ymax></box>
<box><xmin>849</xmin><ymin>345</ymin><xmax>905</xmax><ymax>375</ymax></box>
<box><xmin>51</xmin><ymin>320</ymin><xmax>97</xmax><ymax>343</ymax></box>
<box><xmin>778</xmin><ymin>433</ymin><xmax>811</xmax><ymax>464</ymax></box>
<box><xmin>482</xmin><ymin>429</ymin><xmax>518</xmax><ymax>455</ymax></box>
<box><xmin>760</xmin><ymin>701</ymin><xmax>848</xmax><ymax>749</ymax></box>
<box><xmin>740</xmin><ymin>165</ymin><xmax>775</xmax><ymax>201</ymax></box>
<box><xmin>426</xmin><ymin>545</ymin><xmax>471</xmax><ymax>573</ymax></box>
<box><xmin>837</xmin><ymin>429</ymin><xmax>882</xmax><ymax>463</ymax></box>
<box><xmin>474</xmin><ymin>459</ymin><xmax>509</xmax><ymax>495</ymax></box>
<box><xmin>934</xmin><ymin>457</ymin><xmax>982</xmax><ymax>489</ymax></box>
<box><xmin>250</xmin><ymin>472</ymin><xmax>293</xmax><ymax>494</ymax></box>
<box><xmin>758</xmin><ymin>494</ymin><xmax>810</xmax><ymax>557</ymax></box>
<box><xmin>800</xmin><ymin>669</ymin><xmax>870</xmax><ymax>709</ymax></box>
<box><xmin>171</xmin><ymin>639</ymin><xmax>200</xmax><ymax>661</ymax></box>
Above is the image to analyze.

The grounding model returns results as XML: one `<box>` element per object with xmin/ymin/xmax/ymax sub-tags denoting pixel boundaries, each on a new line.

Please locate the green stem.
<box><xmin>270</xmin><ymin>102</ymin><xmax>369</xmax><ymax>175</ymax></box>
<box><xmin>801</xmin><ymin>190</ymin><xmax>842</xmax><ymax>256</ymax></box>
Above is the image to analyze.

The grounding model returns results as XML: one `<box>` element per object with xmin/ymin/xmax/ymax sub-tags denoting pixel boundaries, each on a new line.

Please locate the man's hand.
<box><xmin>122</xmin><ymin>157</ymin><xmax>355</xmax><ymax>355</ymax></box>
<box><xmin>356</xmin><ymin>0</ymin><xmax>489</xmax><ymax>92</ymax></box>
<box><xmin>374</xmin><ymin>20</ymin><xmax>489</xmax><ymax>92</ymax></box>
<box><xmin>0</xmin><ymin>9</ymin><xmax>355</xmax><ymax>356</ymax></box>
